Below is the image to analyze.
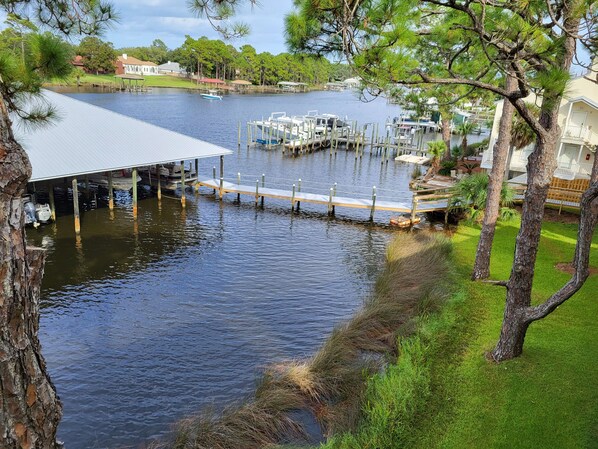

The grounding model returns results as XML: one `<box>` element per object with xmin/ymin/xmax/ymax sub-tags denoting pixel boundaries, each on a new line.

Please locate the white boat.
<box><xmin>200</xmin><ymin>90</ymin><xmax>222</xmax><ymax>100</ymax></box>
<box><xmin>87</xmin><ymin>170</ymin><xmax>142</xmax><ymax>190</ymax></box>
<box><xmin>253</xmin><ymin>110</ymin><xmax>352</xmax><ymax>141</ymax></box>
<box><xmin>139</xmin><ymin>163</ymin><xmax>197</xmax><ymax>191</ymax></box>
<box><xmin>23</xmin><ymin>195</ymin><xmax>52</xmax><ymax>227</ymax></box>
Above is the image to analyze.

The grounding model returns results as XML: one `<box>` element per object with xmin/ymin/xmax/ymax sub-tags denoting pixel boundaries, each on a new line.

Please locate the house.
<box><xmin>116</xmin><ymin>54</ymin><xmax>158</xmax><ymax>76</ymax></box>
<box><xmin>157</xmin><ymin>61</ymin><xmax>186</xmax><ymax>76</ymax></box>
<box><xmin>481</xmin><ymin>68</ymin><xmax>597</xmax><ymax>188</ymax></box>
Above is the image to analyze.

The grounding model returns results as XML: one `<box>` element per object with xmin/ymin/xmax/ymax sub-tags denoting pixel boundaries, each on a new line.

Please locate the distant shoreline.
<box><xmin>44</xmin><ymin>74</ymin><xmax>327</xmax><ymax>94</ymax></box>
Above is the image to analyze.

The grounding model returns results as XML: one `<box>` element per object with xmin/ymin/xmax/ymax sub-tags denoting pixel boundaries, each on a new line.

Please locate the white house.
<box><xmin>157</xmin><ymin>61</ymin><xmax>186</xmax><ymax>76</ymax></box>
<box><xmin>116</xmin><ymin>54</ymin><xmax>158</xmax><ymax>76</ymax></box>
<box><xmin>481</xmin><ymin>68</ymin><xmax>597</xmax><ymax>184</ymax></box>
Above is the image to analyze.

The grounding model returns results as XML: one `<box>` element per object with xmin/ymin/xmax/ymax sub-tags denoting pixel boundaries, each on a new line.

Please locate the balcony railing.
<box><xmin>562</xmin><ymin>125</ymin><xmax>596</xmax><ymax>143</ymax></box>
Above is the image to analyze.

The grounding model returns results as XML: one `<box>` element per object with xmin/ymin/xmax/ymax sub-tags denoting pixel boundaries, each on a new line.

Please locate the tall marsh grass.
<box><xmin>171</xmin><ymin>233</ymin><xmax>454</xmax><ymax>449</ymax></box>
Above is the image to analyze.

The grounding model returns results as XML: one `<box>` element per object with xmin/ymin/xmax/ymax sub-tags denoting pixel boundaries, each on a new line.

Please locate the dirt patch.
<box><xmin>555</xmin><ymin>262</ymin><xmax>598</xmax><ymax>275</ymax></box>
<box><xmin>515</xmin><ymin>206</ymin><xmax>580</xmax><ymax>224</ymax></box>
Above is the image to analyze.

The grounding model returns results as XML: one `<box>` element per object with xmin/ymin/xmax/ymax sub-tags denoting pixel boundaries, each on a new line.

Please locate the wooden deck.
<box><xmin>197</xmin><ymin>179</ymin><xmax>450</xmax><ymax>216</ymax></box>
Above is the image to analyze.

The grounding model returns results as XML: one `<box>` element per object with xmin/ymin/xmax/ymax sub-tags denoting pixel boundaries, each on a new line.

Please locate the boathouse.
<box><xmin>17</xmin><ymin>90</ymin><xmax>232</xmax><ymax>233</ymax></box>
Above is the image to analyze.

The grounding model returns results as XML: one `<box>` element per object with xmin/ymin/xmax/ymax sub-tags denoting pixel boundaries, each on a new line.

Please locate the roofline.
<box><xmin>30</xmin><ymin>152</ymin><xmax>232</xmax><ymax>183</ymax></box>
<box><xmin>567</xmin><ymin>95</ymin><xmax>598</xmax><ymax>110</ymax></box>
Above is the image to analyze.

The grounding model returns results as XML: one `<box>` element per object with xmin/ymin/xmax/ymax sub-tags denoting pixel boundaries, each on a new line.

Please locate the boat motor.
<box><xmin>23</xmin><ymin>201</ymin><xmax>39</xmax><ymax>227</ymax></box>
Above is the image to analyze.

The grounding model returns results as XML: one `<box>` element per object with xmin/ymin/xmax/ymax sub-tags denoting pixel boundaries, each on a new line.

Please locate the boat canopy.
<box><xmin>14</xmin><ymin>90</ymin><xmax>232</xmax><ymax>182</ymax></box>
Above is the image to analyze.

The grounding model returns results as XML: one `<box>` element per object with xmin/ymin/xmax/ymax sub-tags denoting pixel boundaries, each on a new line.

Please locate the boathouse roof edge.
<box><xmin>15</xmin><ymin>90</ymin><xmax>232</xmax><ymax>182</ymax></box>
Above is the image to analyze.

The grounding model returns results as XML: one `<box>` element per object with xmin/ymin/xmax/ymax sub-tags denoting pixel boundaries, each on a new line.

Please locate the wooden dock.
<box><xmin>197</xmin><ymin>178</ymin><xmax>451</xmax><ymax>219</ymax></box>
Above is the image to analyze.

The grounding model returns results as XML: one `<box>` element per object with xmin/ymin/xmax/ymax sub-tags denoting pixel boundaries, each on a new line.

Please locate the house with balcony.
<box><xmin>481</xmin><ymin>69</ymin><xmax>597</xmax><ymax>199</ymax></box>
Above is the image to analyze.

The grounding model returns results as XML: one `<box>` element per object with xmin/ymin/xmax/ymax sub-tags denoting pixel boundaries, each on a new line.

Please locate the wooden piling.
<box><xmin>246</xmin><ymin>123</ymin><xmax>251</xmax><ymax>147</ymax></box>
<box><xmin>157</xmin><ymin>167</ymin><xmax>162</xmax><ymax>201</ymax></box>
<box><xmin>212</xmin><ymin>166</ymin><xmax>217</xmax><ymax>194</ymax></box>
<box><xmin>48</xmin><ymin>183</ymin><xmax>56</xmax><ymax>221</ymax></box>
<box><xmin>328</xmin><ymin>187</ymin><xmax>334</xmax><ymax>215</ymax></box>
<box><xmin>219</xmin><ymin>177</ymin><xmax>224</xmax><ymax>199</ymax></box>
<box><xmin>72</xmin><ymin>178</ymin><xmax>80</xmax><ymax>234</ymax></box>
<box><xmin>237</xmin><ymin>121</ymin><xmax>241</xmax><ymax>148</ymax></box>
<box><xmin>370</xmin><ymin>186</ymin><xmax>377</xmax><ymax>221</ymax></box>
<box><xmin>261</xmin><ymin>174</ymin><xmax>265</xmax><ymax>206</ymax></box>
<box><xmin>132</xmin><ymin>168</ymin><xmax>139</xmax><ymax>218</ymax></box>
<box><xmin>107</xmin><ymin>171</ymin><xmax>114</xmax><ymax>210</ymax></box>
<box><xmin>195</xmin><ymin>159</ymin><xmax>199</xmax><ymax>191</ymax></box>
<box><xmin>411</xmin><ymin>195</ymin><xmax>418</xmax><ymax>222</ymax></box>
<box><xmin>220</xmin><ymin>155</ymin><xmax>224</xmax><ymax>179</ymax></box>
<box><xmin>237</xmin><ymin>172</ymin><xmax>241</xmax><ymax>201</ymax></box>
<box><xmin>291</xmin><ymin>184</ymin><xmax>296</xmax><ymax>210</ymax></box>
<box><xmin>297</xmin><ymin>178</ymin><xmax>301</xmax><ymax>210</ymax></box>
<box><xmin>255</xmin><ymin>179</ymin><xmax>260</xmax><ymax>206</ymax></box>
<box><xmin>180</xmin><ymin>161</ymin><xmax>186</xmax><ymax>208</ymax></box>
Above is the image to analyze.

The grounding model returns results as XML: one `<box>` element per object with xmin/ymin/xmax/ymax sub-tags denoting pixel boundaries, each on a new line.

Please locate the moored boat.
<box><xmin>200</xmin><ymin>90</ymin><xmax>222</xmax><ymax>100</ymax></box>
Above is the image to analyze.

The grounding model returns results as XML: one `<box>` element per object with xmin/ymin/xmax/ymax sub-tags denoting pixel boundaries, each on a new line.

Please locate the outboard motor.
<box><xmin>24</xmin><ymin>201</ymin><xmax>38</xmax><ymax>227</ymax></box>
<box><xmin>35</xmin><ymin>203</ymin><xmax>52</xmax><ymax>224</ymax></box>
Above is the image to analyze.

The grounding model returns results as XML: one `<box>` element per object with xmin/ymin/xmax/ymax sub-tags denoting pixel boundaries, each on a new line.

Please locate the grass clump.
<box><xmin>170</xmin><ymin>232</ymin><xmax>455</xmax><ymax>448</ymax></box>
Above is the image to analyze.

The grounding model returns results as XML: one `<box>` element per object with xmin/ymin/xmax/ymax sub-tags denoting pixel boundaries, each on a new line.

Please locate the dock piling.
<box><xmin>108</xmin><ymin>171</ymin><xmax>114</xmax><ymax>209</ymax></box>
<box><xmin>212</xmin><ymin>166</ymin><xmax>217</xmax><ymax>194</ymax></box>
<box><xmin>411</xmin><ymin>196</ymin><xmax>418</xmax><ymax>222</ymax></box>
<box><xmin>328</xmin><ymin>187</ymin><xmax>334</xmax><ymax>215</ymax></box>
<box><xmin>297</xmin><ymin>178</ymin><xmax>302</xmax><ymax>210</ymax></box>
<box><xmin>157</xmin><ymin>167</ymin><xmax>162</xmax><ymax>201</ymax></box>
<box><xmin>370</xmin><ymin>186</ymin><xmax>377</xmax><ymax>221</ymax></box>
<box><xmin>180</xmin><ymin>162</ymin><xmax>186</xmax><ymax>208</ymax></box>
<box><xmin>291</xmin><ymin>184</ymin><xmax>296</xmax><ymax>210</ymax></box>
<box><xmin>72</xmin><ymin>177</ymin><xmax>80</xmax><ymax>234</ymax></box>
<box><xmin>219</xmin><ymin>177</ymin><xmax>224</xmax><ymax>199</ymax></box>
<box><xmin>195</xmin><ymin>159</ymin><xmax>199</xmax><ymax>191</ymax></box>
<box><xmin>48</xmin><ymin>184</ymin><xmax>56</xmax><ymax>221</ymax></box>
<box><xmin>132</xmin><ymin>168</ymin><xmax>139</xmax><ymax>218</ymax></box>
<box><xmin>255</xmin><ymin>180</ymin><xmax>260</xmax><ymax>207</ymax></box>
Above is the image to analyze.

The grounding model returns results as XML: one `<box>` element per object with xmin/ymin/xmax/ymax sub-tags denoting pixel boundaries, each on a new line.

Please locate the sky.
<box><xmin>101</xmin><ymin>0</ymin><xmax>295</xmax><ymax>53</ymax></box>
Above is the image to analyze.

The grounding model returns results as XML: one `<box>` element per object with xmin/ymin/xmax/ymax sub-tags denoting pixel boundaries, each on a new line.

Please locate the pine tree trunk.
<box><xmin>492</xmin><ymin>124</ymin><xmax>559</xmax><ymax>361</ymax></box>
<box><xmin>0</xmin><ymin>97</ymin><xmax>62</xmax><ymax>448</ymax></box>
<box><xmin>491</xmin><ymin>6</ymin><xmax>580</xmax><ymax>361</ymax></box>
<box><xmin>472</xmin><ymin>75</ymin><xmax>516</xmax><ymax>280</ymax></box>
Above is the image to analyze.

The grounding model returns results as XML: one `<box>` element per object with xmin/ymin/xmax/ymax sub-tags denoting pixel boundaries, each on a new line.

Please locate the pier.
<box><xmin>242</xmin><ymin>116</ymin><xmax>434</xmax><ymax>159</ymax></box>
<box><xmin>197</xmin><ymin>176</ymin><xmax>452</xmax><ymax>221</ymax></box>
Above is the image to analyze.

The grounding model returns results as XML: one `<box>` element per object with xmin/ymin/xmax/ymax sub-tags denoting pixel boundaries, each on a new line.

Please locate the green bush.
<box><xmin>439</xmin><ymin>160</ymin><xmax>457</xmax><ymax>176</ymax></box>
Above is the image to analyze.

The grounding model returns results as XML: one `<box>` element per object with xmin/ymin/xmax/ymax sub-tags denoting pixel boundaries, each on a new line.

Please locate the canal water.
<box><xmin>26</xmin><ymin>89</ymin><xmax>478</xmax><ymax>448</ymax></box>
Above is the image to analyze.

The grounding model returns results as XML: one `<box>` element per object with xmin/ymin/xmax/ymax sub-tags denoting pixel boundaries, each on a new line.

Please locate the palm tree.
<box><xmin>506</xmin><ymin>105</ymin><xmax>539</xmax><ymax>179</ymax></box>
<box><xmin>424</xmin><ymin>140</ymin><xmax>447</xmax><ymax>180</ymax></box>
<box><xmin>450</xmin><ymin>173</ymin><xmax>517</xmax><ymax>223</ymax></box>
<box><xmin>456</xmin><ymin>121</ymin><xmax>476</xmax><ymax>158</ymax></box>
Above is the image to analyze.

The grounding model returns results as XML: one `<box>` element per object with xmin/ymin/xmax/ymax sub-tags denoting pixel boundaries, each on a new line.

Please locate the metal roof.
<box><xmin>14</xmin><ymin>90</ymin><xmax>232</xmax><ymax>182</ymax></box>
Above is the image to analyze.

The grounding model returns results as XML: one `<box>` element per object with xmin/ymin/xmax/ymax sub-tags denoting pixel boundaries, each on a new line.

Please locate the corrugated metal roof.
<box><xmin>14</xmin><ymin>90</ymin><xmax>232</xmax><ymax>182</ymax></box>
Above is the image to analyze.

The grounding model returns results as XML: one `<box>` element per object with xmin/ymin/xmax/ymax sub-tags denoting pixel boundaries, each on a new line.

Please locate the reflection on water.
<box><xmin>28</xmin><ymin>89</ymin><xmax>472</xmax><ymax>448</ymax></box>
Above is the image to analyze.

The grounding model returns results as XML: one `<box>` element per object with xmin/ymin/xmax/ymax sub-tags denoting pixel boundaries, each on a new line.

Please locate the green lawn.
<box><xmin>49</xmin><ymin>73</ymin><xmax>202</xmax><ymax>89</ymax></box>
<box><xmin>415</xmin><ymin>219</ymin><xmax>598</xmax><ymax>449</ymax></box>
<box><xmin>317</xmin><ymin>218</ymin><xmax>598</xmax><ymax>449</ymax></box>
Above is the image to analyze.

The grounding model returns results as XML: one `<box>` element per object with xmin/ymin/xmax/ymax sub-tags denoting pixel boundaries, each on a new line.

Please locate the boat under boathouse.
<box><xmin>17</xmin><ymin>89</ymin><xmax>232</xmax><ymax>233</ymax></box>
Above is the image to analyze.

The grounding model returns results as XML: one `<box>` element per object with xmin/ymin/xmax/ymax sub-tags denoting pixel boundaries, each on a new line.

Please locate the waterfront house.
<box><xmin>116</xmin><ymin>54</ymin><xmax>159</xmax><ymax>76</ymax></box>
<box><xmin>481</xmin><ymin>67</ymin><xmax>597</xmax><ymax>200</ymax></box>
<box><xmin>157</xmin><ymin>61</ymin><xmax>186</xmax><ymax>76</ymax></box>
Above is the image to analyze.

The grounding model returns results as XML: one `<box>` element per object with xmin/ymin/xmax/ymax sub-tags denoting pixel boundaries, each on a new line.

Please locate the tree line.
<box><xmin>11</xmin><ymin>31</ymin><xmax>351</xmax><ymax>85</ymax></box>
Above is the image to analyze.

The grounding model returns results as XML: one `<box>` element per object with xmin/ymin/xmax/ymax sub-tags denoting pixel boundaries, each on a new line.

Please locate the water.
<box><xmin>27</xmin><ymin>89</ymin><xmax>472</xmax><ymax>448</ymax></box>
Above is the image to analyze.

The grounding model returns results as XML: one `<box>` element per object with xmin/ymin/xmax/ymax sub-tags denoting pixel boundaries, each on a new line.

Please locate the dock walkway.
<box><xmin>198</xmin><ymin>178</ymin><xmax>450</xmax><ymax>217</ymax></box>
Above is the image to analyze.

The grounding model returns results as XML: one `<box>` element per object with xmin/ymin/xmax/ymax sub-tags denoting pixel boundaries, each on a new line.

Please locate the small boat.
<box><xmin>87</xmin><ymin>170</ymin><xmax>142</xmax><ymax>191</ymax></box>
<box><xmin>140</xmin><ymin>163</ymin><xmax>197</xmax><ymax>191</ymax></box>
<box><xmin>23</xmin><ymin>196</ymin><xmax>52</xmax><ymax>227</ymax></box>
<box><xmin>390</xmin><ymin>215</ymin><xmax>421</xmax><ymax>228</ymax></box>
<box><xmin>200</xmin><ymin>90</ymin><xmax>222</xmax><ymax>100</ymax></box>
